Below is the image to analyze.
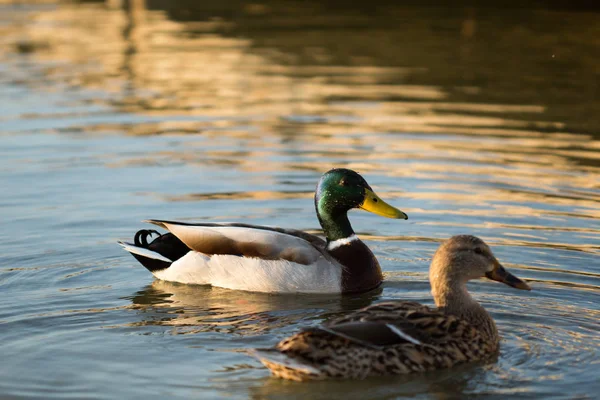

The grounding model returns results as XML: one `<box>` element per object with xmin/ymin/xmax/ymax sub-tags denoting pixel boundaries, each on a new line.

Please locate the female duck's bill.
<box><xmin>250</xmin><ymin>235</ymin><xmax>531</xmax><ymax>381</ymax></box>
<box><xmin>118</xmin><ymin>168</ymin><xmax>408</xmax><ymax>294</ymax></box>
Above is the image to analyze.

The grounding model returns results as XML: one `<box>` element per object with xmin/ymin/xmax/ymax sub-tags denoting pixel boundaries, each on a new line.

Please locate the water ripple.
<box><xmin>1</xmin><ymin>1</ymin><xmax>599</xmax><ymax>399</ymax></box>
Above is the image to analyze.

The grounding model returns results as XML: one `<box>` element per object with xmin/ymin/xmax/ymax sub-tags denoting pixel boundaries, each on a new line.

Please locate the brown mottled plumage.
<box><xmin>251</xmin><ymin>235</ymin><xmax>531</xmax><ymax>381</ymax></box>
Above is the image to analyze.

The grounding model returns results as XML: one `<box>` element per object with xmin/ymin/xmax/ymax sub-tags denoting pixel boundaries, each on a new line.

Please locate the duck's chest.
<box><xmin>327</xmin><ymin>238</ymin><xmax>383</xmax><ymax>293</ymax></box>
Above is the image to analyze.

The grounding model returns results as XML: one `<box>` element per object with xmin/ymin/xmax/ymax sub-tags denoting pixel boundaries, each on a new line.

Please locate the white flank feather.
<box><xmin>153</xmin><ymin>251</ymin><xmax>209</xmax><ymax>283</ymax></box>
<box><xmin>386</xmin><ymin>323</ymin><xmax>422</xmax><ymax>345</ymax></box>
<box><xmin>327</xmin><ymin>234</ymin><xmax>359</xmax><ymax>250</ymax></box>
<box><xmin>251</xmin><ymin>349</ymin><xmax>321</xmax><ymax>375</ymax></box>
<box><xmin>154</xmin><ymin>251</ymin><xmax>342</xmax><ymax>293</ymax></box>
<box><xmin>119</xmin><ymin>243</ymin><xmax>172</xmax><ymax>263</ymax></box>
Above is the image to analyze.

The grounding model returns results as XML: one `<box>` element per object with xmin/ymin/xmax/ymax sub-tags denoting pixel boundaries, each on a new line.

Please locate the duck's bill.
<box><xmin>360</xmin><ymin>189</ymin><xmax>408</xmax><ymax>219</ymax></box>
<box><xmin>485</xmin><ymin>261</ymin><xmax>531</xmax><ymax>290</ymax></box>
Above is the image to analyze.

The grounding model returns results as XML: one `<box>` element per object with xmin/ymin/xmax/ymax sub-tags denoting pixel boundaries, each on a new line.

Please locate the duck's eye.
<box><xmin>474</xmin><ymin>248</ymin><xmax>483</xmax><ymax>255</ymax></box>
<box><xmin>339</xmin><ymin>178</ymin><xmax>347</xmax><ymax>186</ymax></box>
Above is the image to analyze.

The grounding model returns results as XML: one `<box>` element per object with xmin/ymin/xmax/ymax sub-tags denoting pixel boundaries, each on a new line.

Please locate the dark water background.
<box><xmin>1</xmin><ymin>1</ymin><xmax>599</xmax><ymax>398</ymax></box>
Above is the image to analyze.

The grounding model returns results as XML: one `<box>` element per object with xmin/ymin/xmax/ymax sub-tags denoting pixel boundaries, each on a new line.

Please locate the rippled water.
<box><xmin>1</xmin><ymin>1</ymin><xmax>599</xmax><ymax>399</ymax></box>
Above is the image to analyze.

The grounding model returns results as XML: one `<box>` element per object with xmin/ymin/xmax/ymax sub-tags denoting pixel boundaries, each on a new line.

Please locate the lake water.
<box><xmin>1</xmin><ymin>1</ymin><xmax>599</xmax><ymax>398</ymax></box>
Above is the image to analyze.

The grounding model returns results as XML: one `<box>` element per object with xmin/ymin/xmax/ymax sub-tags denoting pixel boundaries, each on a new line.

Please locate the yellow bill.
<box><xmin>360</xmin><ymin>189</ymin><xmax>408</xmax><ymax>219</ymax></box>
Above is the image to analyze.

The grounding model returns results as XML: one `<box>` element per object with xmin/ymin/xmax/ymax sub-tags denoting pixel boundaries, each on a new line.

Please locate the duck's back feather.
<box><xmin>146</xmin><ymin>220</ymin><xmax>329</xmax><ymax>265</ymax></box>
<box><xmin>147</xmin><ymin>220</ymin><xmax>326</xmax><ymax>247</ymax></box>
<box><xmin>316</xmin><ymin>301</ymin><xmax>483</xmax><ymax>347</ymax></box>
<box><xmin>306</xmin><ymin>320</ymin><xmax>426</xmax><ymax>349</ymax></box>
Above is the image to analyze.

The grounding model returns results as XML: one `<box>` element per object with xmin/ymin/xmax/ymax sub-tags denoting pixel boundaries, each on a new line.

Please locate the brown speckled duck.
<box><xmin>251</xmin><ymin>235</ymin><xmax>531</xmax><ymax>380</ymax></box>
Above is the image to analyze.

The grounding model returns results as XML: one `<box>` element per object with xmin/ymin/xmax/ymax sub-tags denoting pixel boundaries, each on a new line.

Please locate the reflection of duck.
<box><xmin>119</xmin><ymin>168</ymin><xmax>407</xmax><ymax>294</ymax></box>
<box><xmin>249</xmin><ymin>361</ymin><xmax>484</xmax><ymax>400</ymax></box>
<box><xmin>252</xmin><ymin>235</ymin><xmax>531</xmax><ymax>380</ymax></box>
<box><xmin>128</xmin><ymin>280</ymin><xmax>381</xmax><ymax>335</ymax></box>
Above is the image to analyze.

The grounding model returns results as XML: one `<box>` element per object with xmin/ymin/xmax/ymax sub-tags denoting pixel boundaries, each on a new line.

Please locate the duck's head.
<box><xmin>314</xmin><ymin>168</ymin><xmax>407</xmax><ymax>242</ymax></box>
<box><xmin>315</xmin><ymin>168</ymin><xmax>408</xmax><ymax>219</ymax></box>
<box><xmin>430</xmin><ymin>235</ymin><xmax>531</xmax><ymax>293</ymax></box>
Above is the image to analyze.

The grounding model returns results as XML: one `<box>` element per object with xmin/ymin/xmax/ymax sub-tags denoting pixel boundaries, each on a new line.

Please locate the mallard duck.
<box><xmin>251</xmin><ymin>235</ymin><xmax>531</xmax><ymax>380</ymax></box>
<box><xmin>118</xmin><ymin>168</ymin><xmax>408</xmax><ymax>293</ymax></box>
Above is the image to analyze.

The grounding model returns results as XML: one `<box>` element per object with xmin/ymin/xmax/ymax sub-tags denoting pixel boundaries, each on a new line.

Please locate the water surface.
<box><xmin>1</xmin><ymin>1</ymin><xmax>599</xmax><ymax>399</ymax></box>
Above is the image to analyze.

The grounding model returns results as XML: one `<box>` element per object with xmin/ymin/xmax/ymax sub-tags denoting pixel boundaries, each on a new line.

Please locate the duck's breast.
<box><xmin>327</xmin><ymin>239</ymin><xmax>383</xmax><ymax>293</ymax></box>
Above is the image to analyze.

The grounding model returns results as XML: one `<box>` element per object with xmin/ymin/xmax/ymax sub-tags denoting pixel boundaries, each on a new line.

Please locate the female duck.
<box><xmin>119</xmin><ymin>168</ymin><xmax>408</xmax><ymax>293</ymax></box>
<box><xmin>252</xmin><ymin>235</ymin><xmax>531</xmax><ymax>380</ymax></box>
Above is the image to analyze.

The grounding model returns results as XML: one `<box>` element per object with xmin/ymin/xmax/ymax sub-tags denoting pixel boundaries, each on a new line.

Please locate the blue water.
<box><xmin>1</xmin><ymin>2</ymin><xmax>599</xmax><ymax>399</ymax></box>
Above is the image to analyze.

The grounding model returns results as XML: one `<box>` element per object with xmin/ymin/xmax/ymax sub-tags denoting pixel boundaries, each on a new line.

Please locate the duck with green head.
<box><xmin>119</xmin><ymin>168</ymin><xmax>408</xmax><ymax>293</ymax></box>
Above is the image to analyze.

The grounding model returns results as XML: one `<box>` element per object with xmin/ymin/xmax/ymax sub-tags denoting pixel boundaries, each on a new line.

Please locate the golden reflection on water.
<box><xmin>1</xmin><ymin>1</ymin><xmax>599</xmax><ymax>135</ymax></box>
<box><xmin>3</xmin><ymin>2</ymin><xmax>599</xmax><ymax>193</ymax></box>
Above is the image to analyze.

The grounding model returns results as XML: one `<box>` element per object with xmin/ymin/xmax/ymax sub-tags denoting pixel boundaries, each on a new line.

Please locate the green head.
<box><xmin>314</xmin><ymin>168</ymin><xmax>408</xmax><ymax>242</ymax></box>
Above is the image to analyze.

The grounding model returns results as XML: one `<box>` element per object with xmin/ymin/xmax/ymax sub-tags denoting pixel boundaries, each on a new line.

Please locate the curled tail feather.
<box><xmin>134</xmin><ymin>229</ymin><xmax>161</xmax><ymax>248</ymax></box>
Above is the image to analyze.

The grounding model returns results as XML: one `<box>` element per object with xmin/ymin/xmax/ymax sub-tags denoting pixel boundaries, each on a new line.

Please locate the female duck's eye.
<box><xmin>474</xmin><ymin>248</ymin><xmax>483</xmax><ymax>255</ymax></box>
